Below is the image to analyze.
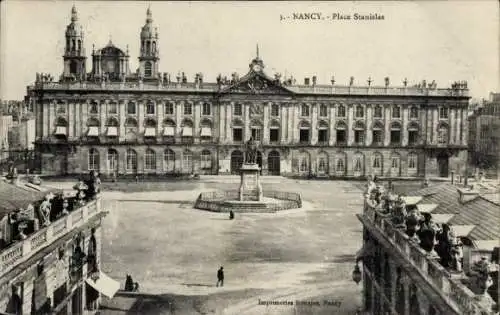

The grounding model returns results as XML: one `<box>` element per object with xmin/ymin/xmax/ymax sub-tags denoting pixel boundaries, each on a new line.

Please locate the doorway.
<box><xmin>437</xmin><ymin>152</ymin><xmax>449</xmax><ymax>177</ymax></box>
<box><xmin>230</xmin><ymin>150</ymin><xmax>244</xmax><ymax>174</ymax></box>
<box><xmin>267</xmin><ymin>150</ymin><xmax>280</xmax><ymax>175</ymax></box>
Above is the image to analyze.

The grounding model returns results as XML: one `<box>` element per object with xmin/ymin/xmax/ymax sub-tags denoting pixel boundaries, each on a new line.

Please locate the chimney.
<box><xmin>457</xmin><ymin>187</ymin><xmax>479</xmax><ymax>203</ymax></box>
<box><xmin>312</xmin><ymin>76</ymin><xmax>317</xmax><ymax>86</ymax></box>
<box><xmin>304</xmin><ymin>78</ymin><xmax>310</xmax><ymax>85</ymax></box>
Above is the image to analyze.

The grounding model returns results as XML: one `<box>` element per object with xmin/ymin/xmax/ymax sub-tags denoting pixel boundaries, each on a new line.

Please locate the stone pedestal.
<box><xmin>239</xmin><ymin>163</ymin><xmax>263</xmax><ymax>201</ymax></box>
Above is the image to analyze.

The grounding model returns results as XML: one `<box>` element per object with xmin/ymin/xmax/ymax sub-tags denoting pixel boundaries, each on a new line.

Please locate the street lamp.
<box><xmin>352</xmin><ymin>263</ymin><xmax>362</xmax><ymax>285</ymax></box>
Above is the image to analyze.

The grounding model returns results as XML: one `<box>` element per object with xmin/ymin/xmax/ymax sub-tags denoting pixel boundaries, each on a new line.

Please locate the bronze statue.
<box><xmin>245</xmin><ymin>137</ymin><xmax>258</xmax><ymax>164</ymax></box>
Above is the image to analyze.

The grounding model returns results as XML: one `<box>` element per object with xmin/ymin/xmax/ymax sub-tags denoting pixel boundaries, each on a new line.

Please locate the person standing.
<box><xmin>216</xmin><ymin>266</ymin><xmax>224</xmax><ymax>287</ymax></box>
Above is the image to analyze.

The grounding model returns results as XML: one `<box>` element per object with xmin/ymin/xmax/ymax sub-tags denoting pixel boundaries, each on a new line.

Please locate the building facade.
<box><xmin>27</xmin><ymin>6</ymin><xmax>470</xmax><ymax>178</ymax></box>
<box><xmin>0</xmin><ymin>178</ymin><xmax>111</xmax><ymax>315</ymax></box>
<box><xmin>468</xmin><ymin>92</ymin><xmax>500</xmax><ymax>179</ymax></box>
<box><xmin>357</xmin><ymin>181</ymin><xmax>499</xmax><ymax>315</ymax></box>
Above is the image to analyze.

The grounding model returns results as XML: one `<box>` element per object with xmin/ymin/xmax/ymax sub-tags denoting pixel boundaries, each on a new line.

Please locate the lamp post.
<box><xmin>352</xmin><ymin>263</ymin><xmax>362</xmax><ymax>285</ymax></box>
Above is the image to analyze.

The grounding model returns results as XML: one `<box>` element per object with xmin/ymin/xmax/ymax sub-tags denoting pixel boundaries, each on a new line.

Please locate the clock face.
<box><xmin>253</xmin><ymin>64</ymin><xmax>262</xmax><ymax>72</ymax></box>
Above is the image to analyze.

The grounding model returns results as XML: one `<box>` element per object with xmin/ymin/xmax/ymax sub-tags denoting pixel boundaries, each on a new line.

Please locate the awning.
<box><xmin>144</xmin><ymin>127</ymin><xmax>156</xmax><ymax>137</ymax></box>
<box><xmin>182</xmin><ymin>127</ymin><xmax>193</xmax><ymax>137</ymax></box>
<box><xmin>87</xmin><ymin>126</ymin><xmax>99</xmax><ymax>137</ymax></box>
<box><xmin>401</xmin><ymin>196</ymin><xmax>422</xmax><ymax>205</ymax></box>
<box><xmin>200</xmin><ymin>127</ymin><xmax>212</xmax><ymax>137</ymax></box>
<box><xmin>472</xmin><ymin>240</ymin><xmax>499</xmax><ymax>252</ymax></box>
<box><xmin>106</xmin><ymin>127</ymin><xmax>118</xmax><ymax>137</ymax></box>
<box><xmin>163</xmin><ymin>126</ymin><xmax>175</xmax><ymax>136</ymax></box>
<box><xmin>451</xmin><ymin>225</ymin><xmax>476</xmax><ymax>237</ymax></box>
<box><xmin>431</xmin><ymin>214</ymin><xmax>454</xmax><ymax>224</ymax></box>
<box><xmin>85</xmin><ymin>272</ymin><xmax>120</xmax><ymax>299</ymax></box>
<box><xmin>54</xmin><ymin>126</ymin><xmax>67</xmax><ymax>135</ymax></box>
<box><xmin>417</xmin><ymin>203</ymin><xmax>439</xmax><ymax>213</ymax></box>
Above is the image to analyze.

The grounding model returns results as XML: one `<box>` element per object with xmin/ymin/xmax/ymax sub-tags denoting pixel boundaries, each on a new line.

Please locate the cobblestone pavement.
<box><xmin>66</xmin><ymin>178</ymin><xmax>366</xmax><ymax>314</ymax></box>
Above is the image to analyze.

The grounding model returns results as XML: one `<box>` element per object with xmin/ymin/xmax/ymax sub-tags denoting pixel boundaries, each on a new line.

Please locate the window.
<box><xmin>201</xmin><ymin>150</ymin><xmax>212</xmax><ymax>169</ymax></box>
<box><xmin>251</xmin><ymin>128</ymin><xmax>262</xmax><ymax>141</ymax></box>
<box><xmin>336</xmin><ymin>158</ymin><xmax>345</xmax><ymax>172</ymax></box>
<box><xmin>373</xmin><ymin>155</ymin><xmax>381</xmax><ymax>168</ymax></box>
<box><xmin>372</xmin><ymin>122</ymin><xmax>384</xmax><ymax>145</ymax></box>
<box><xmin>233</xmin><ymin>127</ymin><xmax>243</xmax><ymax>142</ymax></box>
<box><xmin>202</xmin><ymin>103</ymin><xmax>211</xmax><ymax>116</ymax></box>
<box><xmin>271</xmin><ymin>104</ymin><xmax>280</xmax><ymax>117</ymax></box>
<box><xmin>299</xmin><ymin>129</ymin><xmax>309</xmax><ymax>143</ymax></box>
<box><xmin>391</xmin><ymin>156</ymin><xmax>399</xmax><ymax>169</ymax></box>
<box><xmin>409</xmin><ymin>130</ymin><xmax>419</xmax><ymax>145</ymax></box>
<box><xmin>336</xmin><ymin>129</ymin><xmax>346</xmax><ymax>143</ymax></box>
<box><xmin>337</xmin><ymin>105</ymin><xmax>346</xmax><ymax>117</ymax></box>
<box><xmin>410</xmin><ymin>107</ymin><xmax>418</xmax><ymax>119</ymax></box>
<box><xmin>90</xmin><ymin>102</ymin><xmax>98</xmax><ymax>114</ymax></box>
<box><xmin>318</xmin><ymin>157</ymin><xmax>327</xmax><ymax>173</ymax></box>
<box><xmin>301</xmin><ymin>104</ymin><xmax>310</xmax><ymax>117</ymax></box>
<box><xmin>355</xmin><ymin>130</ymin><xmax>364</xmax><ymax>144</ymax></box>
<box><xmin>163</xmin><ymin>149</ymin><xmax>175</xmax><ymax>172</ymax></box>
<box><xmin>318</xmin><ymin>129</ymin><xmax>328</xmax><ymax>143</ymax></box>
<box><xmin>437</xmin><ymin>124</ymin><xmax>449</xmax><ymax>144</ymax></box>
<box><xmin>408</xmin><ymin>154</ymin><xmax>417</xmax><ymax>169</ymax></box>
<box><xmin>145</xmin><ymin>149</ymin><xmax>156</xmax><ymax>170</ymax></box>
<box><xmin>145</xmin><ymin>61</ymin><xmax>152</xmax><ymax>77</ymax></box>
<box><xmin>354</xmin><ymin>157</ymin><xmax>362</xmax><ymax>172</ymax></box>
<box><xmin>108</xmin><ymin>102</ymin><xmax>117</xmax><ymax>114</ymax></box>
<box><xmin>126</xmin><ymin>149</ymin><xmax>137</xmax><ymax>173</ymax></box>
<box><xmin>184</xmin><ymin>102</ymin><xmax>192</xmax><ymax>115</ymax></box>
<box><xmin>319</xmin><ymin>104</ymin><xmax>328</xmax><ymax>117</ymax></box>
<box><xmin>439</xmin><ymin>107</ymin><xmax>449</xmax><ymax>119</ymax></box>
<box><xmin>355</xmin><ymin>105</ymin><xmax>364</xmax><ymax>118</ymax></box>
<box><xmin>390</xmin><ymin>123</ymin><xmax>401</xmax><ymax>144</ymax></box>
<box><xmin>374</xmin><ymin>106</ymin><xmax>383</xmax><ymax>118</ymax></box>
<box><xmin>88</xmin><ymin>149</ymin><xmax>99</xmax><ymax>171</ymax></box>
<box><xmin>165</xmin><ymin>102</ymin><xmax>174</xmax><ymax>115</ymax></box>
<box><xmin>127</xmin><ymin>102</ymin><xmax>136</xmax><ymax>115</ymax></box>
<box><xmin>182</xmin><ymin>151</ymin><xmax>193</xmax><ymax>173</ymax></box>
<box><xmin>270</xmin><ymin>128</ymin><xmax>279</xmax><ymax>142</ymax></box>
<box><xmin>57</xmin><ymin>103</ymin><xmax>66</xmax><ymax>114</ymax></box>
<box><xmin>146</xmin><ymin>102</ymin><xmax>155</xmax><ymax>115</ymax></box>
<box><xmin>392</xmin><ymin>106</ymin><xmax>401</xmax><ymax>119</ymax></box>
<box><xmin>234</xmin><ymin>103</ymin><xmax>242</xmax><ymax>116</ymax></box>
<box><xmin>299</xmin><ymin>153</ymin><xmax>309</xmax><ymax>172</ymax></box>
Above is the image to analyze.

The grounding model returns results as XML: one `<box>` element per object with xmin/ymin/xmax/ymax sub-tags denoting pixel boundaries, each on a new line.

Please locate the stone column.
<box><xmin>194</xmin><ymin>101</ymin><xmax>201</xmax><ymax>143</ymax></box>
<box><xmin>157</xmin><ymin>100</ymin><xmax>164</xmax><ymax>137</ymax></box>
<box><xmin>100</xmin><ymin>100</ymin><xmax>106</xmax><ymax>136</ymax></box>
<box><xmin>75</xmin><ymin>101</ymin><xmax>81</xmax><ymax>138</ymax></box>
<box><xmin>420</xmin><ymin>107</ymin><xmax>427</xmax><ymax>145</ymax></box>
<box><xmin>119</xmin><ymin>101</ymin><xmax>126</xmax><ymax>141</ymax></box>
<box><xmin>49</xmin><ymin>101</ymin><xmax>56</xmax><ymax>133</ymax></box>
<box><xmin>311</xmin><ymin>103</ymin><xmax>318</xmax><ymax>145</ymax></box>
<box><xmin>43</xmin><ymin>100</ymin><xmax>49</xmax><ymax>138</ymax></box>
<box><xmin>138</xmin><ymin>100</ymin><xmax>144</xmax><ymax>135</ymax></box>
<box><xmin>329</xmin><ymin>104</ymin><xmax>336</xmax><ymax>146</ymax></box>
<box><xmin>426</xmin><ymin>108</ymin><xmax>432</xmax><ymax>144</ymax></box>
<box><xmin>347</xmin><ymin>104</ymin><xmax>354</xmax><ymax>145</ymax></box>
<box><xmin>81</xmin><ymin>101</ymin><xmax>89</xmax><ymax>138</ymax></box>
<box><xmin>263</xmin><ymin>102</ymin><xmax>269</xmax><ymax>144</ymax></box>
<box><xmin>450</xmin><ymin>106</ymin><xmax>456</xmax><ymax>145</ymax></box>
<box><xmin>244</xmin><ymin>103</ymin><xmax>250</xmax><ymax>141</ymax></box>
<box><xmin>461</xmin><ymin>108</ymin><xmax>468</xmax><ymax>146</ymax></box>
<box><xmin>366</xmin><ymin>105</ymin><xmax>373</xmax><ymax>146</ymax></box>
<box><xmin>224</xmin><ymin>102</ymin><xmax>231</xmax><ymax>143</ymax></box>
<box><xmin>218</xmin><ymin>101</ymin><xmax>225</xmax><ymax>143</ymax></box>
<box><xmin>402</xmin><ymin>105</ymin><xmax>408</xmax><ymax>146</ymax></box>
<box><xmin>281</xmin><ymin>103</ymin><xmax>287</xmax><ymax>144</ymax></box>
<box><xmin>175</xmin><ymin>101</ymin><xmax>182</xmax><ymax>137</ymax></box>
<box><xmin>68</xmin><ymin>101</ymin><xmax>74</xmax><ymax>139</ymax></box>
<box><xmin>384</xmin><ymin>105</ymin><xmax>391</xmax><ymax>146</ymax></box>
<box><xmin>432</xmin><ymin>108</ymin><xmax>439</xmax><ymax>144</ymax></box>
<box><xmin>455</xmin><ymin>108</ymin><xmax>461</xmax><ymax>146</ymax></box>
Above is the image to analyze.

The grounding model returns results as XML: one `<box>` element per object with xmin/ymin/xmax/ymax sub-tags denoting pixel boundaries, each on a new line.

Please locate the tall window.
<box><xmin>146</xmin><ymin>102</ymin><xmax>155</xmax><ymax>115</ymax></box>
<box><xmin>354</xmin><ymin>121</ymin><xmax>365</xmax><ymax>145</ymax></box>
<box><xmin>299</xmin><ymin>121</ymin><xmax>310</xmax><ymax>143</ymax></box>
<box><xmin>319</xmin><ymin>104</ymin><xmax>328</xmax><ymax>117</ymax></box>
<box><xmin>202</xmin><ymin>103</ymin><xmax>211</xmax><ymax>116</ymax></box>
<box><xmin>184</xmin><ymin>102</ymin><xmax>193</xmax><ymax>115</ymax></box>
<box><xmin>165</xmin><ymin>102</ymin><xmax>174</xmax><ymax>115</ymax></box>
<box><xmin>374</xmin><ymin>105</ymin><xmax>383</xmax><ymax>118</ymax></box>
<box><xmin>145</xmin><ymin>62</ymin><xmax>152</xmax><ymax>77</ymax></box>
<box><xmin>271</xmin><ymin>104</ymin><xmax>280</xmax><ymax>117</ymax></box>
<box><xmin>127</xmin><ymin>102</ymin><xmax>136</xmax><ymax>115</ymax></box>
<box><xmin>373</xmin><ymin>154</ymin><xmax>382</xmax><ymax>168</ymax></box>
<box><xmin>408</xmin><ymin>153</ymin><xmax>417</xmax><ymax>169</ymax></box>
<box><xmin>337</xmin><ymin>105</ymin><xmax>346</xmax><ymax>118</ymax></box>
<box><xmin>336</xmin><ymin>157</ymin><xmax>345</xmax><ymax>172</ymax></box>
<box><xmin>90</xmin><ymin>102</ymin><xmax>98</xmax><ymax>114</ymax></box>
<box><xmin>408</xmin><ymin>123</ymin><xmax>419</xmax><ymax>145</ymax></box>
<box><xmin>233</xmin><ymin>127</ymin><xmax>243</xmax><ymax>142</ymax></box>
<box><xmin>108</xmin><ymin>102</ymin><xmax>118</xmax><ymax>114</ymax></box>
<box><xmin>410</xmin><ymin>107</ymin><xmax>418</xmax><ymax>119</ymax></box>
<box><xmin>437</xmin><ymin>124</ymin><xmax>449</xmax><ymax>144</ymax></box>
<box><xmin>372</xmin><ymin>121</ymin><xmax>384</xmax><ymax>145</ymax></box>
<box><xmin>234</xmin><ymin>103</ymin><xmax>242</xmax><ymax>116</ymax></box>
<box><xmin>299</xmin><ymin>153</ymin><xmax>309</xmax><ymax>172</ymax></box>
<box><xmin>390</xmin><ymin>123</ymin><xmax>401</xmax><ymax>145</ymax></box>
<box><xmin>126</xmin><ymin>149</ymin><xmax>137</xmax><ymax>173</ymax></box>
<box><xmin>182</xmin><ymin>150</ymin><xmax>193</xmax><ymax>173</ymax></box>
<box><xmin>392</xmin><ymin>106</ymin><xmax>401</xmax><ymax>119</ymax></box>
<box><xmin>301</xmin><ymin>104</ymin><xmax>310</xmax><ymax>117</ymax></box>
<box><xmin>88</xmin><ymin>149</ymin><xmax>99</xmax><ymax>171</ymax></box>
<box><xmin>318</xmin><ymin>122</ymin><xmax>329</xmax><ymax>144</ymax></box>
<box><xmin>355</xmin><ymin>105</ymin><xmax>364</xmax><ymax>118</ymax></box>
<box><xmin>57</xmin><ymin>103</ymin><xmax>66</xmax><ymax>114</ymax></box>
<box><xmin>439</xmin><ymin>107</ymin><xmax>449</xmax><ymax>119</ymax></box>
<box><xmin>354</xmin><ymin>156</ymin><xmax>362</xmax><ymax>172</ymax></box>
<box><xmin>145</xmin><ymin>149</ymin><xmax>156</xmax><ymax>170</ymax></box>
<box><xmin>391</xmin><ymin>156</ymin><xmax>400</xmax><ymax>169</ymax></box>
<box><xmin>251</xmin><ymin>128</ymin><xmax>262</xmax><ymax>141</ymax></box>
<box><xmin>163</xmin><ymin>149</ymin><xmax>175</xmax><ymax>172</ymax></box>
<box><xmin>200</xmin><ymin>150</ymin><xmax>212</xmax><ymax>169</ymax></box>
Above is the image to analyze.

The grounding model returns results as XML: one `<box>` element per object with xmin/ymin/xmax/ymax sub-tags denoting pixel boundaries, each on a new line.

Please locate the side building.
<box><xmin>0</xmin><ymin>176</ymin><xmax>115</xmax><ymax>315</ymax></box>
<box><xmin>27</xmin><ymin>6</ymin><xmax>470</xmax><ymax>178</ymax></box>
<box><xmin>356</xmin><ymin>181</ymin><xmax>499</xmax><ymax>315</ymax></box>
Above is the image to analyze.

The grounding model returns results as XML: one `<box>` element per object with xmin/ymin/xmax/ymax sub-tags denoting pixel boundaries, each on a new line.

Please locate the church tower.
<box><xmin>62</xmin><ymin>5</ymin><xmax>87</xmax><ymax>81</ymax></box>
<box><xmin>138</xmin><ymin>7</ymin><xmax>160</xmax><ymax>79</ymax></box>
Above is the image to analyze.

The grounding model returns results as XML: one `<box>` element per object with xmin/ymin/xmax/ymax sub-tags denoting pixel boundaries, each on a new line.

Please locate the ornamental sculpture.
<box><xmin>244</xmin><ymin>137</ymin><xmax>259</xmax><ymax>164</ymax></box>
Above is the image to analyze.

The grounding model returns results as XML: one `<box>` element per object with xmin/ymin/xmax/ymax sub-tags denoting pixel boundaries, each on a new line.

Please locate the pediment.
<box><xmin>221</xmin><ymin>72</ymin><xmax>294</xmax><ymax>95</ymax></box>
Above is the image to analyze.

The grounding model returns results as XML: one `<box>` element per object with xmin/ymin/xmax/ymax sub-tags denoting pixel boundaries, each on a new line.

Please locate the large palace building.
<box><xmin>27</xmin><ymin>6</ymin><xmax>470</xmax><ymax>178</ymax></box>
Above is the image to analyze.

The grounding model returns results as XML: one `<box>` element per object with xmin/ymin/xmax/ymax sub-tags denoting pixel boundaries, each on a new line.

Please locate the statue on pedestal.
<box><xmin>244</xmin><ymin>137</ymin><xmax>258</xmax><ymax>164</ymax></box>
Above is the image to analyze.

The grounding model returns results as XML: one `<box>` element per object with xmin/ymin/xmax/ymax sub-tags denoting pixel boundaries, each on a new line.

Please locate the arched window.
<box><xmin>70</xmin><ymin>61</ymin><xmax>78</xmax><ymax>75</ymax></box>
<box><xmin>353</xmin><ymin>153</ymin><xmax>364</xmax><ymax>174</ymax></box>
<box><xmin>318</xmin><ymin>121</ymin><xmax>329</xmax><ymax>144</ymax></box>
<box><xmin>88</xmin><ymin>148</ymin><xmax>99</xmax><ymax>171</ymax></box>
<box><xmin>298</xmin><ymin>151</ymin><xmax>310</xmax><ymax>173</ymax></box>
<box><xmin>145</xmin><ymin>62</ymin><xmax>152</xmax><ymax>77</ymax></box>
<box><xmin>391</xmin><ymin>154</ymin><xmax>401</xmax><ymax>176</ymax></box>
<box><xmin>106</xmin><ymin>117</ymin><xmax>119</xmax><ymax>127</ymax></box>
<box><xmin>200</xmin><ymin>150</ymin><xmax>212</xmax><ymax>169</ymax></box>
<box><xmin>408</xmin><ymin>152</ymin><xmax>418</xmax><ymax>170</ymax></box>
<box><xmin>390</xmin><ymin>122</ymin><xmax>402</xmax><ymax>145</ymax></box>
<box><xmin>337</xmin><ymin>105</ymin><xmax>346</xmax><ymax>118</ymax></box>
<box><xmin>127</xmin><ymin>102</ymin><xmax>136</xmax><ymax>115</ymax></box>
<box><xmin>202</xmin><ymin>102</ymin><xmax>211</xmax><ymax>116</ymax></box>
<box><xmin>146</xmin><ymin>41</ymin><xmax>151</xmax><ymax>54</ymax></box>
<box><xmin>125</xmin><ymin>117</ymin><xmax>138</xmax><ymax>127</ymax></box>
<box><xmin>271</xmin><ymin>104</ymin><xmax>280</xmax><ymax>117</ymax></box>
<box><xmin>72</xmin><ymin>39</ymin><xmax>76</xmax><ymax>51</ymax></box>
<box><xmin>144</xmin><ymin>148</ymin><xmax>156</xmax><ymax>171</ymax></box>
<box><xmin>126</xmin><ymin>149</ymin><xmax>137</xmax><ymax>173</ymax></box>
<box><xmin>408</xmin><ymin>122</ymin><xmax>419</xmax><ymax>145</ymax></box>
<box><xmin>392</xmin><ymin>106</ymin><xmax>401</xmax><ymax>119</ymax></box>
<box><xmin>372</xmin><ymin>152</ymin><xmax>383</xmax><ymax>176</ymax></box>
<box><xmin>301</xmin><ymin>104</ymin><xmax>310</xmax><ymax>117</ymax></box>
<box><xmin>146</xmin><ymin>101</ymin><xmax>155</xmax><ymax>115</ymax></box>
<box><xmin>299</xmin><ymin>120</ymin><xmax>310</xmax><ymax>143</ymax></box>
<box><xmin>335</xmin><ymin>121</ymin><xmax>347</xmax><ymax>144</ymax></box>
<box><xmin>437</xmin><ymin>123</ymin><xmax>449</xmax><ymax>144</ymax></box>
<box><xmin>269</xmin><ymin>120</ymin><xmax>280</xmax><ymax>143</ymax></box>
<box><xmin>319</xmin><ymin>104</ymin><xmax>328</xmax><ymax>117</ymax></box>
<box><xmin>89</xmin><ymin>101</ymin><xmax>99</xmax><ymax>114</ymax></box>
<box><xmin>374</xmin><ymin>105</ymin><xmax>383</xmax><ymax>118</ymax></box>
<box><xmin>182</xmin><ymin>150</ymin><xmax>193</xmax><ymax>173</ymax></box>
<box><xmin>200</xmin><ymin>119</ymin><xmax>213</xmax><ymax>140</ymax></box>
<box><xmin>372</xmin><ymin>121</ymin><xmax>384</xmax><ymax>145</ymax></box>
<box><xmin>77</xmin><ymin>40</ymin><xmax>81</xmax><ymax>52</ymax></box>
<box><xmin>317</xmin><ymin>152</ymin><xmax>328</xmax><ymax>174</ymax></box>
<box><xmin>335</xmin><ymin>154</ymin><xmax>346</xmax><ymax>174</ymax></box>
<box><xmin>152</xmin><ymin>41</ymin><xmax>156</xmax><ymax>53</ymax></box>
<box><xmin>354</xmin><ymin>121</ymin><xmax>365</xmax><ymax>145</ymax></box>
<box><xmin>355</xmin><ymin>105</ymin><xmax>364</xmax><ymax>118</ymax></box>
<box><xmin>410</xmin><ymin>107</ymin><xmax>419</xmax><ymax>119</ymax></box>
<box><xmin>107</xmin><ymin>149</ymin><xmax>118</xmax><ymax>174</ymax></box>
<box><xmin>163</xmin><ymin>149</ymin><xmax>175</xmax><ymax>172</ymax></box>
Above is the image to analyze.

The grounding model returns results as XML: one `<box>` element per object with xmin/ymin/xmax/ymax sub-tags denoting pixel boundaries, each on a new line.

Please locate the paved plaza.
<box><xmin>71</xmin><ymin>178</ymin><xmax>366</xmax><ymax>314</ymax></box>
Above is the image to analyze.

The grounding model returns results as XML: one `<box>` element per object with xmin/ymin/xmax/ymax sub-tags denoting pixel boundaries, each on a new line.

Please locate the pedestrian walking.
<box><xmin>229</xmin><ymin>210</ymin><xmax>234</xmax><ymax>220</ymax></box>
<box><xmin>216</xmin><ymin>266</ymin><xmax>224</xmax><ymax>287</ymax></box>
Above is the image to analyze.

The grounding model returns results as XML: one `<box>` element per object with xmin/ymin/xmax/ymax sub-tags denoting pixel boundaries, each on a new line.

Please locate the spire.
<box><xmin>146</xmin><ymin>6</ymin><xmax>153</xmax><ymax>23</ymax></box>
<box><xmin>71</xmin><ymin>4</ymin><xmax>78</xmax><ymax>22</ymax></box>
<box><xmin>256</xmin><ymin>43</ymin><xmax>260</xmax><ymax>59</ymax></box>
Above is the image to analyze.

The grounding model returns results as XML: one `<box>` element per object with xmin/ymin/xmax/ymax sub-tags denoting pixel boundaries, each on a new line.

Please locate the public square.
<box><xmin>86</xmin><ymin>177</ymin><xmax>367</xmax><ymax>315</ymax></box>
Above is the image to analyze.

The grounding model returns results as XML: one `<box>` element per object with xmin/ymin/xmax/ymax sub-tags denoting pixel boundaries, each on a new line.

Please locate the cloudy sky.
<box><xmin>0</xmin><ymin>1</ymin><xmax>498</xmax><ymax>100</ymax></box>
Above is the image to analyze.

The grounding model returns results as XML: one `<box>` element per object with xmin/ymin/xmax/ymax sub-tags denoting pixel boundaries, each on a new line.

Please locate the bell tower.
<box><xmin>138</xmin><ymin>7</ymin><xmax>160</xmax><ymax>79</ymax></box>
<box><xmin>62</xmin><ymin>5</ymin><xmax>87</xmax><ymax>81</ymax></box>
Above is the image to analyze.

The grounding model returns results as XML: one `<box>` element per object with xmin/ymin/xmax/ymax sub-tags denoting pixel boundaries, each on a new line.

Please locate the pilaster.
<box><xmin>81</xmin><ymin>101</ymin><xmax>89</xmax><ymax>139</ymax></box>
<box><xmin>224</xmin><ymin>102</ymin><xmax>231</xmax><ymax>143</ymax></box>
<box><xmin>263</xmin><ymin>102</ymin><xmax>269</xmax><ymax>144</ymax></box>
<box><xmin>329</xmin><ymin>105</ymin><xmax>336</xmax><ymax>146</ymax></box>
<box><xmin>75</xmin><ymin>101</ymin><xmax>81</xmax><ymax>138</ymax></box>
<box><xmin>461</xmin><ymin>108</ymin><xmax>468</xmax><ymax>145</ymax></box>
<box><xmin>49</xmin><ymin>101</ymin><xmax>56</xmax><ymax>135</ymax></box>
<box><xmin>157</xmin><ymin>100</ymin><xmax>164</xmax><ymax>136</ymax></box>
<box><xmin>175</xmin><ymin>101</ymin><xmax>182</xmax><ymax>136</ymax></box>
<box><xmin>450</xmin><ymin>107</ymin><xmax>456</xmax><ymax>145</ymax></box>
<box><xmin>347</xmin><ymin>104</ymin><xmax>354</xmax><ymax>145</ymax></box>
<box><xmin>281</xmin><ymin>103</ymin><xmax>287</xmax><ymax>144</ymax></box>
<box><xmin>420</xmin><ymin>107</ymin><xmax>427</xmax><ymax>145</ymax></box>
<box><xmin>311</xmin><ymin>103</ymin><xmax>318</xmax><ymax>145</ymax></box>
<box><xmin>432</xmin><ymin>108</ymin><xmax>438</xmax><ymax>144</ymax></box>
<box><xmin>100</xmin><ymin>100</ymin><xmax>106</xmax><ymax>136</ymax></box>
<box><xmin>366</xmin><ymin>105</ymin><xmax>373</xmax><ymax>146</ymax></box>
<box><xmin>119</xmin><ymin>101</ymin><xmax>126</xmax><ymax>141</ymax></box>
<box><xmin>244</xmin><ymin>103</ymin><xmax>250</xmax><ymax>141</ymax></box>
<box><xmin>43</xmin><ymin>101</ymin><xmax>49</xmax><ymax>138</ymax></box>
<box><xmin>68</xmin><ymin>101</ymin><xmax>74</xmax><ymax>139</ymax></box>
<box><xmin>426</xmin><ymin>108</ymin><xmax>432</xmax><ymax>144</ymax></box>
<box><xmin>138</xmin><ymin>100</ymin><xmax>145</xmax><ymax>134</ymax></box>
<box><xmin>194</xmin><ymin>101</ymin><xmax>201</xmax><ymax>142</ymax></box>
<box><xmin>402</xmin><ymin>105</ymin><xmax>408</xmax><ymax>146</ymax></box>
<box><xmin>384</xmin><ymin>106</ymin><xmax>391</xmax><ymax>146</ymax></box>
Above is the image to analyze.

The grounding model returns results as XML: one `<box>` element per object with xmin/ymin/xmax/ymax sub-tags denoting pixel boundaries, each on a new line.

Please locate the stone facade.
<box><xmin>27</xmin><ymin>6</ymin><xmax>470</xmax><ymax>178</ymax></box>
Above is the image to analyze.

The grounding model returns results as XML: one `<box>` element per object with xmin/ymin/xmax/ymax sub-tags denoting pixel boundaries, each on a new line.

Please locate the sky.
<box><xmin>0</xmin><ymin>1</ymin><xmax>498</xmax><ymax>100</ymax></box>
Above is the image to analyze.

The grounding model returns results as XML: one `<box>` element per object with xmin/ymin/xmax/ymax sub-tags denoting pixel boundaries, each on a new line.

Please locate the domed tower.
<box><xmin>138</xmin><ymin>7</ymin><xmax>159</xmax><ymax>79</ymax></box>
<box><xmin>62</xmin><ymin>5</ymin><xmax>87</xmax><ymax>81</ymax></box>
